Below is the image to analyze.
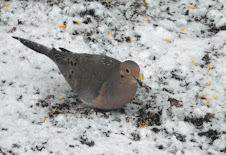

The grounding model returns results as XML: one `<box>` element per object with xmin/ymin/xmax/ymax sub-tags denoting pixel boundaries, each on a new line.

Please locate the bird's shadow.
<box><xmin>36</xmin><ymin>86</ymin><xmax>162</xmax><ymax>127</ymax></box>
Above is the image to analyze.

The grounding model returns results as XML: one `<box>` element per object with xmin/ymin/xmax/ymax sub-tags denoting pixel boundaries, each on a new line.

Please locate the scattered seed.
<box><xmin>134</xmin><ymin>52</ymin><xmax>139</xmax><ymax>55</ymax></box>
<box><xmin>59</xmin><ymin>25</ymin><xmax>65</xmax><ymax>30</ymax></box>
<box><xmin>143</xmin><ymin>16</ymin><xmax>150</xmax><ymax>21</ymax></box>
<box><xmin>181</xmin><ymin>28</ymin><xmax>186</xmax><ymax>32</ymax></box>
<box><xmin>200</xmin><ymin>95</ymin><xmax>207</xmax><ymax>98</ymax></box>
<box><xmin>203</xmin><ymin>99</ymin><xmax>209</xmax><ymax>104</ymax></box>
<box><xmin>126</xmin><ymin>117</ymin><xmax>130</xmax><ymax>123</ymax></box>
<box><xmin>59</xmin><ymin>96</ymin><xmax>65</xmax><ymax>100</ymax></box>
<box><xmin>207</xmin><ymin>66</ymin><xmax>213</xmax><ymax>69</ymax></box>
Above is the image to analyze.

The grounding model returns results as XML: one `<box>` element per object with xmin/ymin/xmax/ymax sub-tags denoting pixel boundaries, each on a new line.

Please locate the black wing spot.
<box><xmin>70</xmin><ymin>59</ymin><xmax>77</xmax><ymax>66</ymax></box>
<box><xmin>59</xmin><ymin>47</ymin><xmax>71</xmax><ymax>53</ymax></box>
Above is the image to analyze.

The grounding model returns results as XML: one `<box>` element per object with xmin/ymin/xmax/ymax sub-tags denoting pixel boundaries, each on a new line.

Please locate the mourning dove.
<box><xmin>13</xmin><ymin>36</ymin><xmax>142</xmax><ymax>110</ymax></box>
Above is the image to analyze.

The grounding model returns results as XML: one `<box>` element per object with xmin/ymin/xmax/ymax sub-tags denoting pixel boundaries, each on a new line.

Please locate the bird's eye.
<box><xmin>126</xmin><ymin>68</ymin><xmax>130</xmax><ymax>73</ymax></box>
<box><xmin>121</xmin><ymin>75</ymin><xmax>124</xmax><ymax>78</ymax></box>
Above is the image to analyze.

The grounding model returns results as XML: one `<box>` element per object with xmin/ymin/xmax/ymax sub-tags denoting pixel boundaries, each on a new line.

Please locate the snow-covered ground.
<box><xmin>0</xmin><ymin>0</ymin><xmax>226</xmax><ymax>154</ymax></box>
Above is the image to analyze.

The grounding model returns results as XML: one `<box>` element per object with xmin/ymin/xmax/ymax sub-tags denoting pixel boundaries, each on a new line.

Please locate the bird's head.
<box><xmin>120</xmin><ymin>60</ymin><xmax>142</xmax><ymax>86</ymax></box>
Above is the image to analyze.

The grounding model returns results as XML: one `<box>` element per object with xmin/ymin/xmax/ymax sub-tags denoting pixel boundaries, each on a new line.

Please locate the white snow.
<box><xmin>0</xmin><ymin>0</ymin><xmax>226</xmax><ymax>154</ymax></box>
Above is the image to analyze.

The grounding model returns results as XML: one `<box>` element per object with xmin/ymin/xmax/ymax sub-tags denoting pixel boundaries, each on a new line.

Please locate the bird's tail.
<box><xmin>12</xmin><ymin>36</ymin><xmax>53</xmax><ymax>58</ymax></box>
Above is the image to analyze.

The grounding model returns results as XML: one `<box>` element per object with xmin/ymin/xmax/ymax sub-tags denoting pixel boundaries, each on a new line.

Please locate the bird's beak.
<box><xmin>133</xmin><ymin>76</ymin><xmax>143</xmax><ymax>87</ymax></box>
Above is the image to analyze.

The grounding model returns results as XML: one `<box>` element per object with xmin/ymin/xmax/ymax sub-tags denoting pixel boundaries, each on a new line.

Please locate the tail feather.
<box><xmin>13</xmin><ymin>36</ymin><xmax>74</xmax><ymax>66</ymax></box>
<box><xmin>12</xmin><ymin>36</ymin><xmax>53</xmax><ymax>58</ymax></box>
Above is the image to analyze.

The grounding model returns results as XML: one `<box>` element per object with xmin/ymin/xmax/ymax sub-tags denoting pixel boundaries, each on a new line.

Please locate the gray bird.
<box><xmin>13</xmin><ymin>36</ymin><xmax>142</xmax><ymax>110</ymax></box>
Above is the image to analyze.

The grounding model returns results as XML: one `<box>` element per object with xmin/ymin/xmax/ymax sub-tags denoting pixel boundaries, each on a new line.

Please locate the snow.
<box><xmin>0</xmin><ymin>0</ymin><xmax>226</xmax><ymax>154</ymax></box>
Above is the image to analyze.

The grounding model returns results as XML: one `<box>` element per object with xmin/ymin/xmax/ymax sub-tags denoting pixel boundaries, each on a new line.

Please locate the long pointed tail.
<box><xmin>12</xmin><ymin>36</ymin><xmax>53</xmax><ymax>58</ymax></box>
